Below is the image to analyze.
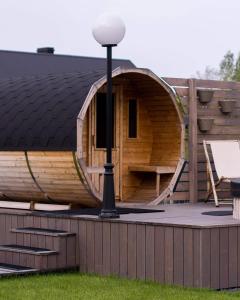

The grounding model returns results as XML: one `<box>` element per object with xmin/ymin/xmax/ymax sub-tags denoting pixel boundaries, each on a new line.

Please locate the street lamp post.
<box><xmin>92</xmin><ymin>13</ymin><xmax>126</xmax><ymax>218</ymax></box>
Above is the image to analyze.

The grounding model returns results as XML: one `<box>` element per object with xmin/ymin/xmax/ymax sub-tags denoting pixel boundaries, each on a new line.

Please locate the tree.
<box><xmin>196</xmin><ymin>50</ymin><xmax>240</xmax><ymax>82</ymax></box>
<box><xmin>233</xmin><ymin>52</ymin><xmax>240</xmax><ymax>81</ymax></box>
<box><xmin>219</xmin><ymin>50</ymin><xmax>235</xmax><ymax>81</ymax></box>
<box><xmin>196</xmin><ymin>65</ymin><xmax>220</xmax><ymax>80</ymax></box>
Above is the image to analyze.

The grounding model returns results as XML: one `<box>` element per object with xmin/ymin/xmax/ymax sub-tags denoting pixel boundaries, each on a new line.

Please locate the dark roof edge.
<box><xmin>0</xmin><ymin>49</ymin><xmax>135</xmax><ymax>66</ymax></box>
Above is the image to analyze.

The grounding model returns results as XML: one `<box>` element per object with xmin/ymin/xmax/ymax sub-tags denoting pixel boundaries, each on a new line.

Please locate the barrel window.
<box><xmin>128</xmin><ymin>99</ymin><xmax>138</xmax><ymax>138</ymax></box>
<box><xmin>96</xmin><ymin>93</ymin><xmax>115</xmax><ymax>148</ymax></box>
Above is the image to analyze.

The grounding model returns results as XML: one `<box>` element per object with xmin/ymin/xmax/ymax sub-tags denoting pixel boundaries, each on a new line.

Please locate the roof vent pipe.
<box><xmin>37</xmin><ymin>47</ymin><xmax>55</xmax><ymax>54</ymax></box>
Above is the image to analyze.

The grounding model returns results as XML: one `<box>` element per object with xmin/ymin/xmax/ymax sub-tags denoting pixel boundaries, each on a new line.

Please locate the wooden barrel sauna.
<box><xmin>0</xmin><ymin>68</ymin><xmax>184</xmax><ymax>207</ymax></box>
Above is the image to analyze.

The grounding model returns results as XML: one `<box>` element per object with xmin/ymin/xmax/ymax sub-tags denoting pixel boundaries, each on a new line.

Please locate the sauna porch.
<box><xmin>0</xmin><ymin>203</ymin><xmax>238</xmax><ymax>290</ymax></box>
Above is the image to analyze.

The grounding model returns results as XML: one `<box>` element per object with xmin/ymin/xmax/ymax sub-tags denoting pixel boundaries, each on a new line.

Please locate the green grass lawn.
<box><xmin>0</xmin><ymin>272</ymin><xmax>239</xmax><ymax>300</ymax></box>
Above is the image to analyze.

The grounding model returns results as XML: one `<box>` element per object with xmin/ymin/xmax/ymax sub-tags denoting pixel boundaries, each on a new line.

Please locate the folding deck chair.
<box><xmin>203</xmin><ymin>140</ymin><xmax>240</xmax><ymax>207</ymax></box>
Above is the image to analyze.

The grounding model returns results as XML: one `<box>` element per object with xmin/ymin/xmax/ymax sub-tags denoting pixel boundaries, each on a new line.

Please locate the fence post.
<box><xmin>188</xmin><ymin>79</ymin><xmax>198</xmax><ymax>203</ymax></box>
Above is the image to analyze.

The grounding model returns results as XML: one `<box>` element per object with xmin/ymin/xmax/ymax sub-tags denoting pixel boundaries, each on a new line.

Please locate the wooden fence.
<box><xmin>163</xmin><ymin>78</ymin><xmax>240</xmax><ymax>203</ymax></box>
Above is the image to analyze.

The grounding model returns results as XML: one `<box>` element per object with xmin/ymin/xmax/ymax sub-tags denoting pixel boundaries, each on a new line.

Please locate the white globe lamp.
<box><xmin>92</xmin><ymin>13</ymin><xmax>126</xmax><ymax>219</ymax></box>
<box><xmin>92</xmin><ymin>13</ymin><xmax>126</xmax><ymax>46</ymax></box>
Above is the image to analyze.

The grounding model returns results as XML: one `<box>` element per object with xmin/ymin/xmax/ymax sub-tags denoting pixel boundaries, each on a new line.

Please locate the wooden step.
<box><xmin>0</xmin><ymin>245</ymin><xmax>58</xmax><ymax>270</ymax></box>
<box><xmin>10</xmin><ymin>227</ymin><xmax>76</xmax><ymax>254</ymax></box>
<box><xmin>0</xmin><ymin>263</ymin><xmax>38</xmax><ymax>276</ymax></box>
<box><xmin>0</xmin><ymin>245</ymin><xmax>57</xmax><ymax>255</ymax></box>
<box><xmin>11</xmin><ymin>227</ymin><xmax>75</xmax><ymax>237</ymax></box>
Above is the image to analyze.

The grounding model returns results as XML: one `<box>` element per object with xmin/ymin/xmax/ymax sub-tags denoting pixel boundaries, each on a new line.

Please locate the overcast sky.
<box><xmin>0</xmin><ymin>0</ymin><xmax>239</xmax><ymax>78</ymax></box>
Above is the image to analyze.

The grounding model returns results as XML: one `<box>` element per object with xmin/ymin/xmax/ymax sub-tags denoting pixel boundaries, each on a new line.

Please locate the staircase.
<box><xmin>0</xmin><ymin>227</ymin><xmax>77</xmax><ymax>276</ymax></box>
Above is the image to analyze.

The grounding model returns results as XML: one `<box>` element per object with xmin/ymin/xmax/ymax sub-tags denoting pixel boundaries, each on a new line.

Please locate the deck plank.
<box><xmin>146</xmin><ymin>225</ymin><xmax>154</xmax><ymax>281</ymax></box>
<box><xmin>110</xmin><ymin>223</ymin><xmax>120</xmax><ymax>275</ymax></box>
<box><xmin>210</xmin><ymin>228</ymin><xmax>220</xmax><ymax>289</ymax></box>
<box><xmin>94</xmin><ymin>221</ymin><xmax>103</xmax><ymax>275</ymax></box>
<box><xmin>219</xmin><ymin>228</ymin><xmax>229</xmax><ymax>289</ymax></box>
<box><xmin>164</xmin><ymin>227</ymin><xmax>173</xmax><ymax>284</ymax></box>
<box><xmin>154</xmin><ymin>226</ymin><xmax>165</xmax><ymax>283</ymax></box>
<box><xmin>136</xmin><ymin>224</ymin><xmax>146</xmax><ymax>280</ymax></box>
<box><xmin>119</xmin><ymin>223</ymin><xmax>128</xmax><ymax>277</ymax></box>
<box><xmin>183</xmin><ymin>228</ymin><xmax>193</xmax><ymax>287</ymax></box>
<box><xmin>102</xmin><ymin>222</ymin><xmax>111</xmax><ymax>276</ymax></box>
<box><xmin>174</xmin><ymin>227</ymin><xmax>184</xmax><ymax>286</ymax></box>
<box><xmin>127</xmin><ymin>224</ymin><xmax>137</xmax><ymax>279</ymax></box>
<box><xmin>229</xmin><ymin>227</ymin><xmax>238</xmax><ymax>288</ymax></box>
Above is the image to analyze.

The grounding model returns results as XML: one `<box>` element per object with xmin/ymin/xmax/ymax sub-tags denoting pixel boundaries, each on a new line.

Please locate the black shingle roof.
<box><xmin>0</xmin><ymin>50</ymin><xmax>135</xmax><ymax>151</ymax></box>
<box><xmin>0</xmin><ymin>71</ymin><xmax>106</xmax><ymax>150</ymax></box>
<box><xmin>0</xmin><ymin>50</ymin><xmax>134</xmax><ymax>79</ymax></box>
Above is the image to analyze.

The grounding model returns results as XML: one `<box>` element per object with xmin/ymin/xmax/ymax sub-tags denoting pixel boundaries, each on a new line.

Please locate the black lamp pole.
<box><xmin>99</xmin><ymin>45</ymin><xmax>119</xmax><ymax>218</ymax></box>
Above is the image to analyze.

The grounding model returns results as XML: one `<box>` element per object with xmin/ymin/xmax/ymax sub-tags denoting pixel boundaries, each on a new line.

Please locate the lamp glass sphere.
<box><xmin>92</xmin><ymin>13</ymin><xmax>126</xmax><ymax>46</ymax></box>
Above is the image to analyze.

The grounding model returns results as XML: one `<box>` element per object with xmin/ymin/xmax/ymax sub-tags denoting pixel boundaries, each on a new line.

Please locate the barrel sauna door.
<box><xmin>89</xmin><ymin>92</ymin><xmax>121</xmax><ymax>199</ymax></box>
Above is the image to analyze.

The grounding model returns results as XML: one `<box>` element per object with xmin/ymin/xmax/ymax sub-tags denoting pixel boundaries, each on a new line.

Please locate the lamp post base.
<box><xmin>99</xmin><ymin>163</ymin><xmax>119</xmax><ymax>219</ymax></box>
<box><xmin>99</xmin><ymin>208</ymin><xmax>119</xmax><ymax>219</ymax></box>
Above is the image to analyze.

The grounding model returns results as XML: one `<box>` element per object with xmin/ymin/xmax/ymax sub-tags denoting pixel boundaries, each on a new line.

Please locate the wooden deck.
<box><xmin>0</xmin><ymin>203</ymin><xmax>239</xmax><ymax>289</ymax></box>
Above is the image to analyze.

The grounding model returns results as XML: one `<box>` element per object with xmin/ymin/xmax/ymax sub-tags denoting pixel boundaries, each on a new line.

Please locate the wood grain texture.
<box><xmin>146</xmin><ymin>225</ymin><xmax>155</xmax><ymax>281</ymax></box>
<box><xmin>119</xmin><ymin>223</ymin><xmax>128</xmax><ymax>277</ymax></box>
<box><xmin>165</xmin><ymin>227</ymin><xmax>174</xmax><ymax>284</ymax></box>
<box><xmin>188</xmin><ymin>79</ymin><xmax>198</xmax><ymax>203</ymax></box>
<box><xmin>127</xmin><ymin>224</ymin><xmax>137</xmax><ymax>279</ymax></box>
<box><xmin>1</xmin><ymin>211</ymin><xmax>240</xmax><ymax>289</ymax></box>
<box><xmin>183</xmin><ymin>228</ymin><xmax>193</xmax><ymax>287</ymax></box>
<box><xmin>210</xmin><ymin>228</ymin><xmax>220</xmax><ymax>289</ymax></box>
<box><xmin>229</xmin><ymin>227</ymin><xmax>238</xmax><ymax>288</ymax></box>
<box><xmin>219</xmin><ymin>228</ymin><xmax>229</xmax><ymax>289</ymax></box>
<box><xmin>0</xmin><ymin>151</ymin><xmax>98</xmax><ymax>207</ymax></box>
<box><xmin>110</xmin><ymin>222</ymin><xmax>120</xmax><ymax>275</ymax></box>
<box><xmin>102</xmin><ymin>222</ymin><xmax>111</xmax><ymax>276</ymax></box>
<box><xmin>85</xmin><ymin>74</ymin><xmax>183</xmax><ymax>203</ymax></box>
<box><xmin>136</xmin><ymin>224</ymin><xmax>146</xmax><ymax>280</ymax></box>
<box><xmin>200</xmin><ymin>229</ymin><xmax>211</xmax><ymax>288</ymax></box>
<box><xmin>154</xmin><ymin>226</ymin><xmax>165</xmax><ymax>283</ymax></box>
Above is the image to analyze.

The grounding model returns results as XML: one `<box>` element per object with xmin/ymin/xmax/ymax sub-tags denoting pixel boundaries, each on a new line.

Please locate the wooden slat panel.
<box><xmin>200</xmin><ymin>229</ymin><xmax>211</xmax><ymax>288</ymax></box>
<box><xmin>219</xmin><ymin>228</ymin><xmax>229</xmax><ymax>289</ymax></box>
<box><xmin>193</xmin><ymin>229</ymin><xmax>201</xmax><ymax>287</ymax></box>
<box><xmin>0</xmin><ymin>214</ymin><xmax>6</xmax><ymax>245</ymax></box>
<box><xmin>196</xmin><ymin>79</ymin><xmax>240</xmax><ymax>89</ymax></box>
<box><xmin>102</xmin><ymin>222</ymin><xmax>111</xmax><ymax>276</ymax></box>
<box><xmin>70</xmin><ymin>219</ymin><xmax>79</xmax><ymax>265</ymax></box>
<box><xmin>11</xmin><ymin>215</ymin><xmax>18</xmax><ymax>245</ymax></box>
<box><xmin>86</xmin><ymin>221</ymin><xmax>95</xmax><ymax>273</ymax></box>
<box><xmin>154</xmin><ymin>226</ymin><xmax>165</xmax><ymax>283</ymax></box>
<box><xmin>210</xmin><ymin>228</ymin><xmax>220</xmax><ymax>289</ymax></box>
<box><xmin>0</xmin><ymin>151</ymin><xmax>97</xmax><ymax>207</ymax></box>
<box><xmin>120</xmin><ymin>79</ymin><xmax>181</xmax><ymax>202</ymax></box>
<box><xmin>3</xmin><ymin>211</ymin><xmax>240</xmax><ymax>289</ymax></box>
<box><xmin>238</xmin><ymin>227</ymin><xmax>240</xmax><ymax>287</ymax></box>
<box><xmin>94</xmin><ymin>221</ymin><xmax>103</xmax><ymax>274</ymax></box>
<box><xmin>146</xmin><ymin>225</ymin><xmax>154</xmax><ymax>281</ymax></box>
<box><xmin>229</xmin><ymin>227</ymin><xmax>238</xmax><ymax>288</ymax></box>
<box><xmin>183</xmin><ymin>228</ymin><xmax>193</xmax><ymax>287</ymax></box>
<box><xmin>119</xmin><ymin>223</ymin><xmax>128</xmax><ymax>277</ymax></box>
<box><xmin>110</xmin><ymin>222</ymin><xmax>120</xmax><ymax>275</ymax></box>
<box><xmin>164</xmin><ymin>227</ymin><xmax>173</xmax><ymax>284</ymax></box>
<box><xmin>162</xmin><ymin>77</ymin><xmax>189</xmax><ymax>87</ymax></box>
<box><xmin>79</xmin><ymin>220</ymin><xmax>87</xmax><ymax>272</ymax></box>
<box><xmin>67</xmin><ymin>235</ymin><xmax>76</xmax><ymax>267</ymax></box>
<box><xmin>189</xmin><ymin>79</ymin><xmax>198</xmax><ymax>203</ymax></box>
<box><xmin>127</xmin><ymin>224</ymin><xmax>137</xmax><ymax>279</ymax></box>
<box><xmin>174</xmin><ymin>228</ymin><xmax>184</xmax><ymax>285</ymax></box>
<box><xmin>136</xmin><ymin>224</ymin><xmax>146</xmax><ymax>280</ymax></box>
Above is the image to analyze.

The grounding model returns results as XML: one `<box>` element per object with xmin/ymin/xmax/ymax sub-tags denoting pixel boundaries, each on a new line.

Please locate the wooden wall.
<box><xmin>1</xmin><ymin>211</ymin><xmax>240</xmax><ymax>289</ymax></box>
<box><xmin>0</xmin><ymin>151</ymin><xmax>98</xmax><ymax>207</ymax></box>
<box><xmin>121</xmin><ymin>82</ymin><xmax>153</xmax><ymax>200</ymax></box>
<box><xmin>164</xmin><ymin>78</ymin><xmax>240</xmax><ymax>203</ymax></box>
<box><xmin>147</xmin><ymin>96</ymin><xmax>181</xmax><ymax>167</ymax></box>
<box><xmin>83</xmin><ymin>74</ymin><xmax>182</xmax><ymax>202</ymax></box>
